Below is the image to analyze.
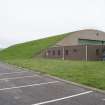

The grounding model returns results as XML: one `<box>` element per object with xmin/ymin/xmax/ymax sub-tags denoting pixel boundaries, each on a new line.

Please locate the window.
<box><xmin>102</xmin><ymin>49</ymin><xmax>105</xmax><ymax>53</ymax></box>
<box><xmin>58</xmin><ymin>50</ymin><xmax>60</xmax><ymax>56</ymax></box>
<box><xmin>96</xmin><ymin>49</ymin><xmax>100</xmax><ymax>56</ymax></box>
<box><xmin>65</xmin><ymin>50</ymin><xmax>69</xmax><ymax>55</ymax></box>
<box><xmin>73</xmin><ymin>49</ymin><xmax>77</xmax><ymax>52</ymax></box>
<box><xmin>48</xmin><ymin>50</ymin><xmax>51</xmax><ymax>54</ymax></box>
<box><xmin>52</xmin><ymin>50</ymin><xmax>55</xmax><ymax>55</ymax></box>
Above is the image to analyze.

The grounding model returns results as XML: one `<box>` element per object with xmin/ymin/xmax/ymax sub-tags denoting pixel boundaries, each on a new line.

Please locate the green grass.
<box><xmin>0</xmin><ymin>33</ymin><xmax>68</xmax><ymax>60</ymax></box>
<box><xmin>5</xmin><ymin>58</ymin><xmax>105</xmax><ymax>90</ymax></box>
<box><xmin>0</xmin><ymin>48</ymin><xmax>3</xmax><ymax>51</ymax></box>
<box><xmin>0</xmin><ymin>32</ymin><xmax>105</xmax><ymax>90</ymax></box>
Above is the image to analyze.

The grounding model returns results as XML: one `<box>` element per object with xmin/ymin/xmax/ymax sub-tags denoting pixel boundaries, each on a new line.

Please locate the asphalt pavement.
<box><xmin>0</xmin><ymin>62</ymin><xmax>105</xmax><ymax>105</ymax></box>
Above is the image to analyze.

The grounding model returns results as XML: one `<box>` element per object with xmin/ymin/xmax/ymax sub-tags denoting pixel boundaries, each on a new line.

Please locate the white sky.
<box><xmin>0</xmin><ymin>0</ymin><xmax>105</xmax><ymax>48</ymax></box>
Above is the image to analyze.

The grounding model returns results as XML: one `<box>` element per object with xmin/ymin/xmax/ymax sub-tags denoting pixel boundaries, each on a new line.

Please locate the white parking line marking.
<box><xmin>0</xmin><ymin>75</ymin><xmax>40</xmax><ymax>81</ymax></box>
<box><xmin>0</xmin><ymin>71</ymin><xmax>29</xmax><ymax>76</ymax></box>
<box><xmin>32</xmin><ymin>91</ymin><xmax>93</xmax><ymax>105</ymax></box>
<box><xmin>0</xmin><ymin>81</ymin><xmax>59</xmax><ymax>91</ymax></box>
<box><xmin>102</xmin><ymin>99</ymin><xmax>105</xmax><ymax>101</ymax></box>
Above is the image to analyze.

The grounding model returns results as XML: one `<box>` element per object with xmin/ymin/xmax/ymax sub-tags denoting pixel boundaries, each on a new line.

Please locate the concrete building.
<box><xmin>42</xmin><ymin>29</ymin><xmax>105</xmax><ymax>61</ymax></box>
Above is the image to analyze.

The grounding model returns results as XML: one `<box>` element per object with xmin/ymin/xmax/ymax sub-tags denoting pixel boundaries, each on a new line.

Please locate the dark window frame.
<box><xmin>52</xmin><ymin>50</ymin><xmax>55</xmax><ymax>55</ymax></box>
<box><xmin>96</xmin><ymin>49</ymin><xmax>100</xmax><ymax>56</ymax></box>
<box><xmin>65</xmin><ymin>50</ymin><xmax>69</xmax><ymax>55</ymax></box>
<box><xmin>58</xmin><ymin>50</ymin><xmax>61</xmax><ymax>56</ymax></box>
<box><xmin>73</xmin><ymin>49</ymin><xmax>77</xmax><ymax>53</ymax></box>
<box><xmin>102</xmin><ymin>49</ymin><xmax>105</xmax><ymax>53</ymax></box>
<box><xmin>48</xmin><ymin>50</ymin><xmax>51</xmax><ymax>54</ymax></box>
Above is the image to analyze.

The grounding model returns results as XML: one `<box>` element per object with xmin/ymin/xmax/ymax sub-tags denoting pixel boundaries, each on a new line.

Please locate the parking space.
<box><xmin>0</xmin><ymin>63</ymin><xmax>105</xmax><ymax>105</ymax></box>
<box><xmin>0</xmin><ymin>71</ymin><xmax>37</xmax><ymax>79</ymax></box>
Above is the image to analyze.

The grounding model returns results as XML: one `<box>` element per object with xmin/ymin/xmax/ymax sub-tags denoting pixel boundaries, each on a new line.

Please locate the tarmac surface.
<box><xmin>0</xmin><ymin>62</ymin><xmax>105</xmax><ymax>105</ymax></box>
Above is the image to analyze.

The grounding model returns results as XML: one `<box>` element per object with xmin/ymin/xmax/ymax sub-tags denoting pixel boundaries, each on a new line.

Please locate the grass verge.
<box><xmin>5</xmin><ymin>58</ymin><xmax>105</xmax><ymax>90</ymax></box>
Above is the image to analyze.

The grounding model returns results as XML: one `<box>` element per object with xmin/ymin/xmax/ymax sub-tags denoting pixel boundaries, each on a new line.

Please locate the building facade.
<box><xmin>42</xmin><ymin>29</ymin><xmax>105</xmax><ymax>61</ymax></box>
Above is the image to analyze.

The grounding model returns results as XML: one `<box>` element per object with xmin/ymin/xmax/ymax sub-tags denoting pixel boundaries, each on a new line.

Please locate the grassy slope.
<box><xmin>0</xmin><ymin>48</ymin><xmax>3</xmax><ymax>51</ymax></box>
<box><xmin>0</xmin><ymin>34</ymin><xmax>67</xmax><ymax>60</ymax></box>
<box><xmin>0</xmin><ymin>33</ymin><xmax>105</xmax><ymax>90</ymax></box>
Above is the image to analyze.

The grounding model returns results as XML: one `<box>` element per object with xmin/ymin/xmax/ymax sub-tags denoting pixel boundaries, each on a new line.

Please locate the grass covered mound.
<box><xmin>0</xmin><ymin>33</ymin><xmax>68</xmax><ymax>60</ymax></box>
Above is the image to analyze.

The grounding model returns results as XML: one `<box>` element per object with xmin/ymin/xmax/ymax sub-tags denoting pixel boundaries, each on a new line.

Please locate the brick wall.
<box><xmin>42</xmin><ymin>45</ymin><xmax>105</xmax><ymax>61</ymax></box>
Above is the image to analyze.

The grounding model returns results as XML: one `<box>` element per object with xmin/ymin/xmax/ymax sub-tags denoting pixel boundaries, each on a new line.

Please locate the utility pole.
<box><xmin>85</xmin><ymin>45</ymin><xmax>88</xmax><ymax>61</ymax></box>
<box><xmin>62</xmin><ymin>46</ymin><xmax>65</xmax><ymax>60</ymax></box>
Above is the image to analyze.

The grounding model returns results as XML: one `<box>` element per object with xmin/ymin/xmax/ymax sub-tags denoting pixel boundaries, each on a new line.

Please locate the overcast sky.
<box><xmin>0</xmin><ymin>0</ymin><xmax>105</xmax><ymax>48</ymax></box>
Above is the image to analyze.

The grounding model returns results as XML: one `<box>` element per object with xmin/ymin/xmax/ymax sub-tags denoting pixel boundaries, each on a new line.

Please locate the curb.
<box><xmin>45</xmin><ymin>74</ymin><xmax>105</xmax><ymax>94</ymax></box>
